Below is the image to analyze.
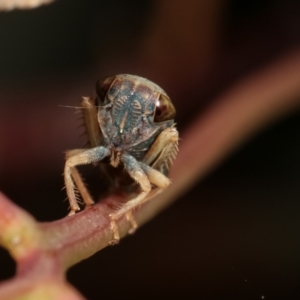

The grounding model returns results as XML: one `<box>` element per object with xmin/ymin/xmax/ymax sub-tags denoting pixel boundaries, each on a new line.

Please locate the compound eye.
<box><xmin>96</xmin><ymin>76</ymin><xmax>116</xmax><ymax>104</ymax></box>
<box><xmin>154</xmin><ymin>94</ymin><xmax>176</xmax><ymax>123</ymax></box>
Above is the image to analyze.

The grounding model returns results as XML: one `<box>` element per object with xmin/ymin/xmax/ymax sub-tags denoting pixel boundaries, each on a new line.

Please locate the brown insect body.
<box><xmin>96</xmin><ymin>76</ymin><xmax>174</xmax><ymax>183</ymax></box>
<box><xmin>64</xmin><ymin>74</ymin><xmax>178</xmax><ymax>243</ymax></box>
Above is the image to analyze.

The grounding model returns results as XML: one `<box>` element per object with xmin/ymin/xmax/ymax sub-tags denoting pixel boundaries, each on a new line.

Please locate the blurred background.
<box><xmin>1</xmin><ymin>0</ymin><xmax>300</xmax><ymax>299</ymax></box>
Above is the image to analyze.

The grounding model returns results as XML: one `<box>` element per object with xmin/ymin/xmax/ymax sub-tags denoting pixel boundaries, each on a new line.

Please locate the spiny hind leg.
<box><xmin>67</xmin><ymin>97</ymin><xmax>102</xmax><ymax>209</ymax></box>
<box><xmin>65</xmin><ymin>149</ymin><xmax>95</xmax><ymax>210</ymax></box>
<box><xmin>141</xmin><ymin>126</ymin><xmax>179</xmax><ymax>172</ymax></box>
<box><xmin>64</xmin><ymin>146</ymin><xmax>110</xmax><ymax>215</ymax></box>
<box><xmin>80</xmin><ymin>97</ymin><xmax>102</xmax><ymax>148</ymax></box>
<box><xmin>109</xmin><ymin>155</ymin><xmax>171</xmax><ymax>244</ymax></box>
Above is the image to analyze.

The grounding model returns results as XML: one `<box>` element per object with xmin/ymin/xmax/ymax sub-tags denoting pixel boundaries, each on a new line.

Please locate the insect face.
<box><xmin>95</xmin><ymin>75</ymin><xmax>176</xmax><ymax>153</ymax></box>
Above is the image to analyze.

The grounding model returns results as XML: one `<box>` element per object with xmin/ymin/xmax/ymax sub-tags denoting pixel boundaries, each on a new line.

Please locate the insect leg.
<box><xmin>81</xmin><ymin>97</ymin><xmax>102</xmax><ymax>147</ymax></box>
<box><xmin>64</xmin><ymin>146</ymin><xmax>110</xmax><ymax>215</ymax></box>
<box><xmin>142</xmin><ymin>126</ymin><xmax>179</xmax><ymax>173</ymax></box>
<box><xmin>139</xmin><ymin>162</ymin><xmax>171</xmax><ymax>189</ymax></box>
<box><xmin>109</xmin><ymin>154</ymin><xmax>152</xmax><ymax>244</ymax></box>
<box><xmin>65</xmin><ymin>149</ymin><xmax>94</xmax><ymax>208</ymax></box>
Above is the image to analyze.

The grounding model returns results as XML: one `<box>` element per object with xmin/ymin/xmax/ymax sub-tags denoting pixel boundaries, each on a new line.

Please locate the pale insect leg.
<box><xmin>81</xmin><ymin>97</ymin><xmax>102</xmax><ymax>148</ymax></box>
<box><xmin>109</xmin><ymin>154</ymin><xmax>151</xmax><ymax>243</ymax></box>
<box><xmin>64</xmin><ymin>146</ymin><xmax>110</xmax><ymax>215</ymax></box>
<box><xmin>72</xmin><ymin>168</ymin><xmax>94</xmax><ymax>206</ymax></box>
<box><xmin>142</xmin><ymin>127</ymin><xmax>179</xmax><ymax>171</ymax></box>
<box><xmin>139</xmin><ymin>162</ymin><xmax>171</xmax><ymax>189</ymax></box>
<box><xmin>109</xmin><ymin>155</ymin><xmax>171</xmax><ymax>244</ymax></box>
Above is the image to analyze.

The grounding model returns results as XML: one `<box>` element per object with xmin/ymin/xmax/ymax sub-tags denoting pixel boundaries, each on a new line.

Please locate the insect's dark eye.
<box><xmin>154</xmin><ymin>94</ymin><xmax>176</xmax><ymax>123</ymax></box>
<box><xmin>96</xmin><ymin>76</ymin><xmax>116</xmax><ymax>104</ymax></box>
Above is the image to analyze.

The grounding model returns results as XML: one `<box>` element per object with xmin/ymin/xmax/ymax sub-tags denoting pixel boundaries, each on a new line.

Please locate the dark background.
<box><xmin>1</xmin><ymin>0</ymin><xmax>300</xmax><ymax>299</ymax></box>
